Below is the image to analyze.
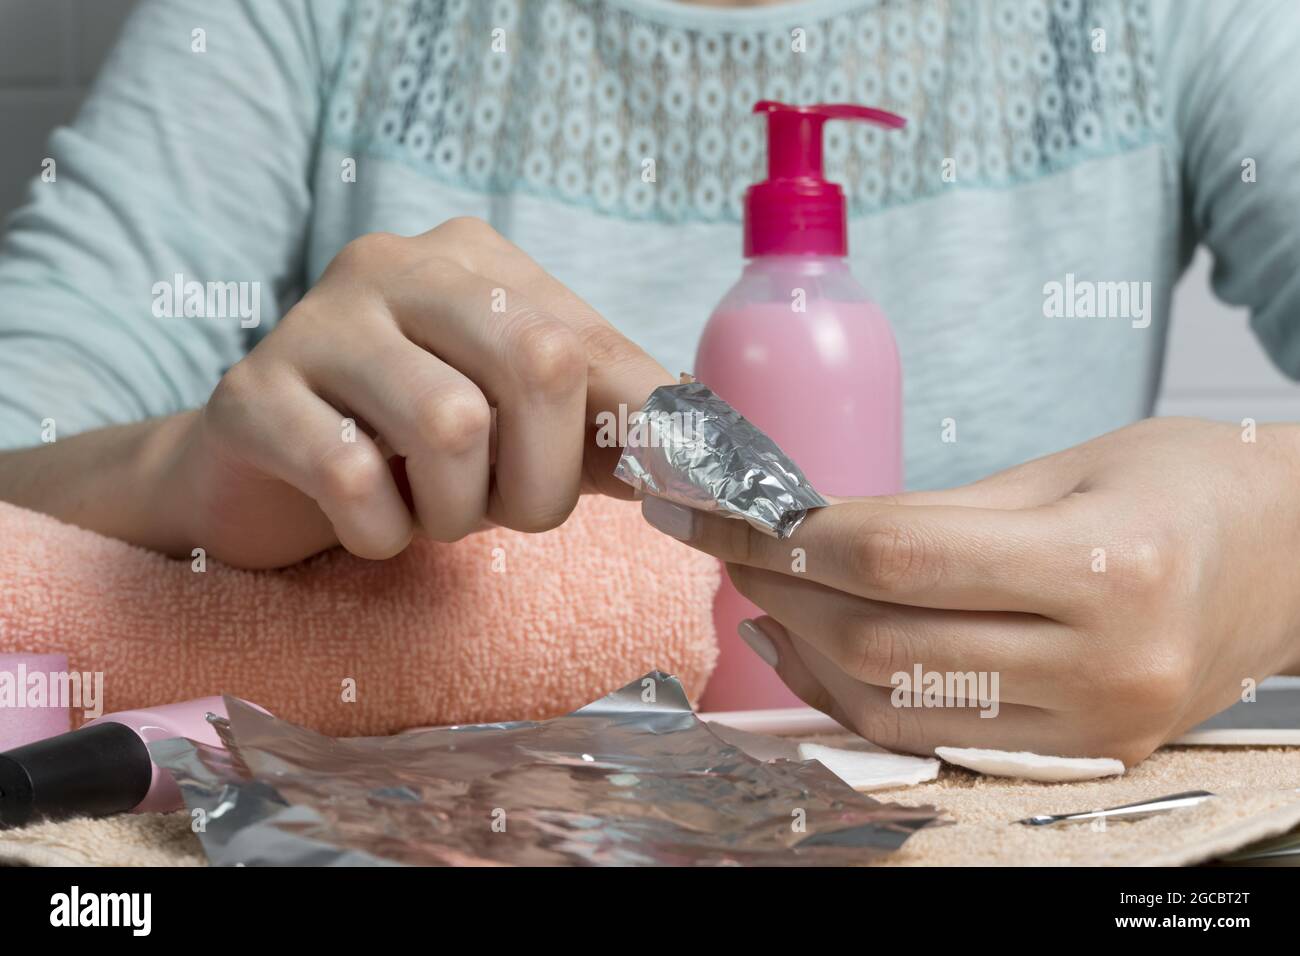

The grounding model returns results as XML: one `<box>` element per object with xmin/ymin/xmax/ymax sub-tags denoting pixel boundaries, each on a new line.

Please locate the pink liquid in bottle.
<box><xmin>695</xmin><ymin>102</ymin><xmax>905</xmax><ymax>711</ymax></box>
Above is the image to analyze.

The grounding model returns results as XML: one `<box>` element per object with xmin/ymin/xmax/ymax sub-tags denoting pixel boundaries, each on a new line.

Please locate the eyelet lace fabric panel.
<box><xmin>324</xmin><ymin>0</ymin><xmax>1164</xmax><ymax>222</ymax></box>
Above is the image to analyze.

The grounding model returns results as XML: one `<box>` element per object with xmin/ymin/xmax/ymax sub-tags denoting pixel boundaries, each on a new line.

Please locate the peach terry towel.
<box><xmin>0</xmin><ymin>496</ymin><xmax>719</xmax><ymax>736</ymax></box>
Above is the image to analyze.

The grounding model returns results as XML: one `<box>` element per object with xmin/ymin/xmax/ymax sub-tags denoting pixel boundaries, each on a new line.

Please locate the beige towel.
<box><xmin>3</xmin><ymin>742</ymin><xmax>1296</xmax><ymax>866</ymax></box>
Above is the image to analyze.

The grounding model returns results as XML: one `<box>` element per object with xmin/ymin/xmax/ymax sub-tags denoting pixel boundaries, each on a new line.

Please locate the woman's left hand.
<box><xmin>642</xmin><ymin>417</ymin><xmax>1300</xmax><ymax>765</ymax></box>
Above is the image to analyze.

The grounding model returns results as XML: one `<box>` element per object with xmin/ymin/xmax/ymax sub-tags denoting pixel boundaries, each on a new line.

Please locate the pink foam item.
<box><xmin>0</xmin><ymin>652</ymin><xmax>72</xmax><ymax>750</ymax></box>
<box><xmin>0</xmin><ymin>497</ymin><xmax>718</xmax><ymax>736</ymax></box>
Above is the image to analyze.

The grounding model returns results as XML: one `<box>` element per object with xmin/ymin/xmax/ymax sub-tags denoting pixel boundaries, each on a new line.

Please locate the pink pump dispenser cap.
<box><xmin>744</xmin><ymin>101</ymin><xmax>906</xmax><ymax>257</ymax></box>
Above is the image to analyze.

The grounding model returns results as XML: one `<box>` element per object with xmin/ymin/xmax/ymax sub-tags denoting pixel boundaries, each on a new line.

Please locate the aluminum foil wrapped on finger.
<box><xmin>151</xmin><ymin>673</ymin><xmax>937</xmax><ymax>866</ymax></box>
<box><xmin>613</xmin><ymin>378</ymin><xmax>828</xmax><ymax>538</ymax></box>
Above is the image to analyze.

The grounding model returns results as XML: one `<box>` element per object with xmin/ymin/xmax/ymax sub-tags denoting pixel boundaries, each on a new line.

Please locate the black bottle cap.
<box><xmin>0</xmin><ymin>722</ymin><xmax>153</xmax><ymax>829</ymax></box>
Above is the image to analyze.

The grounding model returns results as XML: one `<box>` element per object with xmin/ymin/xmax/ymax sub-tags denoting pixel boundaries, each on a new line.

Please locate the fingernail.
<box><xmin>641</xmin><ymin>496</ymin><xmax>697</xmax><ymax>541</ymax></box>
<box><xmin>738</xmin><ymin>619</ymin><xmax>778</xmax><ymax>668</ymax></box>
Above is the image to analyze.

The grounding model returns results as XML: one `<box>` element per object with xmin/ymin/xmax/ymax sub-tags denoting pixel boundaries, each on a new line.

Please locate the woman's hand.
<box><xmin>164</xmin><ymin>218</ymin><xmax>671</xmax><ymax>568</ymax></box>
<box><xmin>643</xmin><ymin>418</ymin><xmax>1300</xmax><ymax>765</ymax></box>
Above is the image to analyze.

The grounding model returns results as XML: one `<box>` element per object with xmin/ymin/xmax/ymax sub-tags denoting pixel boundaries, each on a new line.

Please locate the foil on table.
<box><xmin>614</xmin><ymin>379</ymin><xmax>828</xmax><ymax>538</ymax></box>
<box><xmin>151</xmin><ymin>672</ymin><xmax>936</xmax><ymax>866</ymax></box>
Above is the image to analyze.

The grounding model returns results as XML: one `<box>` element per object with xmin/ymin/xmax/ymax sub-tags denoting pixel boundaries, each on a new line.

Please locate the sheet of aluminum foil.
<box><xmin>151</xmin><ymin>672</ymin><xmax>936</xmax><ymax>866</ymax></box>
<box><xmin>614</xmin><ymin>379</ymin><xmax>828</xmax><ymax>538</ymax></box>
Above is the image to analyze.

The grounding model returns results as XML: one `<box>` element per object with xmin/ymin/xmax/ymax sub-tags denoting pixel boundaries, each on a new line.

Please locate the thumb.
<box><xmin>580</xmin><ymin>325</ymin><xmax>674</xmax><ymax>500</ymax></box>
<box><xmin>580</xmin><ymin>428</ymin><xmax>641</xmax><ymax>499</ymax></box>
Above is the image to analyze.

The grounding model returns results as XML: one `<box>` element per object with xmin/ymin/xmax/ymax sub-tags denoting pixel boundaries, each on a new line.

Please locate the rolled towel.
<box><xmin>0</xmin><ymin>497</ymin><xmax>719</xmax><ymax>736</ymax></box>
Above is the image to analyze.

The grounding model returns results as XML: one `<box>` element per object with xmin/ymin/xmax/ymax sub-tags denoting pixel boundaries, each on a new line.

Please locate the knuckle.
<box><xmin>847</xmin><ymin>612</ymin><xmax>909</xmax><ymax>685</ymax></box>
<box><xmin>334</xmin><ymin>231</ymin><xmax>405</xmax><ymax>273</ymax></box>
<box><xmin>578</xmin><ymin>321</ymin><xmax>639</xmax><ymax>368</ymax></box>
<box><xmin>1117</xmin><ymin>535</ymin><xmax>1172</xmax><ymax>599</ymax></box>
<box><xmin>1101</xmin><ymin>636</ymin><xmax>1192</xmax><ymax>724</ymax></box>
<box><xmin>210</xmin><ymin>360</ymin><xmax>252</xmax><ymax>405</ymax></box>
<box><xmin>318</xmin><ymin>445</ymin><xmax>387</xmax><ymax>505</ymax></box>
<box><xmin>278</xmin><ymin>298</ymin><xmax>331</xmax><ymax>336</ymax></box>
<box><xmin>429</xmin><ymin>218</ymin><xmax>537</xmax><ymax>276</ymax></box>
<box><xmin>435</xmin><ymin>216</ymin><xmax>502</xmax><ymax>250</ymax></box>
<box><xmin>413</xmin><ymin>386</ymin><xmax>491</xmax><ymax>456</ymax></box>
<box><xmin>504</xmin><ymin>312</ymin><xmax>586</xmax><ymax>396</ymax></box>
<box><xmin>851</xmin><ymin>522</ymin><xmax>930</xmax><ymax>593</ymax></box>
<box><xmin>1103</xmin><ymin>670</ymin><xmax>1153</xmax><ymax>716</ymax></box>
<box><xmin>704</xmin><ymin>529</ymin><xmax>758</xmax><ymax>573</ymax></box>
<box><xmin>207</xmin><ymin>361</ymin><xmax>261</xmax><ymax>423</ymax></box>
<box><xmin>720</xmin><ymin>523</ymin><xmax>759</xmax><ymax>570</ymax></box>
<box><xmin>1135</xmin><ymin>641</ymin><xmax>1195</xmax><ymax>716</ymax></box>
<box><xmin>440</xmin><ymin>215</ymin><xmax>494</xmax><ymax>237</ymax></box>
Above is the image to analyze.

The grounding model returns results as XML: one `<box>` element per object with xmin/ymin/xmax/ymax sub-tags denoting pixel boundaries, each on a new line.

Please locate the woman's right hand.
<box><xmin>164</xmin><ymin>217</ymin><xmax>672</xmax><ymax>569</ymax></box>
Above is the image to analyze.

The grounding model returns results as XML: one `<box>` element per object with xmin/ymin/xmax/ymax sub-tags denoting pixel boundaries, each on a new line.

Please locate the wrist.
<box><xmin>1262</xmin><ymin>423</ymin><xmax>1300</xmax><ymax>673</ymax></box>
<box><xmin>0</xmin><ymin>412</ymin><xmax>197</xmax><ymax>555</ymax></box>
<box><xmin>139</xmin><ymin>410</ymin><xmax>204</xmax><ymax>557</ymax></box>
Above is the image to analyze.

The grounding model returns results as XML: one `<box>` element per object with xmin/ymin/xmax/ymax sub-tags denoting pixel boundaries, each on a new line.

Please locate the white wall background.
<box><xmin>3</xmin><ymin>0</ymin><xmax>1299</xmax><ymax>424</ymax></box>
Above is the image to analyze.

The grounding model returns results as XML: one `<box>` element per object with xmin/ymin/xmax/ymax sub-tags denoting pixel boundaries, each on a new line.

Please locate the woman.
<box><xmin>1</xmin><ymin>0</ymin><xmax>1297</xmax><ymax>761</ymax></box>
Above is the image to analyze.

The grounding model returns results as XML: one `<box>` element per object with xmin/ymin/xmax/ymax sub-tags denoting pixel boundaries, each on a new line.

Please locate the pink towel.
<box><xmin>0</xmin><ymin>496</ymin><xmax>719</xmax><ymax>736</ymax></box>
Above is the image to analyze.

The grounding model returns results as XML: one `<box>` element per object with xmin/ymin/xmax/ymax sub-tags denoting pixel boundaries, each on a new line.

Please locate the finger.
<box><xmin>385</xmin><ymin>263</ymin><xmax>587</xmax><ymax>532</ymax></box>
<box><xmin>438</xmin><ymin>222</ymin><xmax>674</xmax><ymax>421</ymax></box>
<box><xmin>415</xmin><ymin>219</ymin><xmax>674</xmax><ymax>496</ymax></box>
<box><xmin>777</xmin><ymin>620</ymin><xmax>1053</xmax><ymax>757</ymax></box>
<box><xmin>643</xmin><ymin>496</ymin><xmax>1084</xmax><ymax>617</ymax></box>
<box><xmin>880</xmin><ymin>451</ymin><xmax>1086</xmax><ymax>510</ymax></box>
<box><xmin>304</xmin><ymin>336</ymin><xmax>492</xmax><ymax>542</ymax></box>
<box><xmin>737</xmin><ymin>617</ymin><xmax>852</xmax><ymax>728</ymax></box>
<box><xmin>582</xmin><ymin>439</ymin><xmax>636</xmax><ymax>499</ymax></box>
<box><xmin>727</xmin><ymin>563</ymin><xmax>1078</xmax><ymax>707</ymax></box>
<box><xmin>224</xmin><ymin>370</ymin><xmax>414</xmax><ymax>559</ymax></box>
<box><xmin>516</xmin><ymin>277</ymin><xmax>674</xmax><ymax>499</ymax></box>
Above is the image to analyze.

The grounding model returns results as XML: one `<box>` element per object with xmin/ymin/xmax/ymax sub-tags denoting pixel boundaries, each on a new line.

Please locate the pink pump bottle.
<box><xmin>696</xmin><ymin>102</ymin><xmax>906</xmax><ymax>711</ymax></box>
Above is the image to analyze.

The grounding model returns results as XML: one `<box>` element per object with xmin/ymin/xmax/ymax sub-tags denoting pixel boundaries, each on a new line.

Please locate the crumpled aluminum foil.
<box><xmin>614</xmin><ymin>379</ymin><xmax>828</xmax><ymax>538</ymax></box>
<box><xmin>151</xmin><ymin>672</ymin><xmax>936</xmax><ymax>866</ymax></box>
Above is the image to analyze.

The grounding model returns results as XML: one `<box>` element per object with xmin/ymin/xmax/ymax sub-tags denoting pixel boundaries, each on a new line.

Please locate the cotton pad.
<box><xmin>935</xmin><ymin>746</ymin><xmax>1125</xmax><ymax>782</ymax></box>
<box><xmin>796</xmin><ymin>742</ymin><xmax>941</xmax><ymax>791</ymax></box>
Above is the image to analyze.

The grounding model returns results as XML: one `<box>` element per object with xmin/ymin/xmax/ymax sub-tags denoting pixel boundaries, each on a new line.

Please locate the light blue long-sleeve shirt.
<box><xmin>1</xmin><ymin>0</ymin><xmax>1298</xmax><ymax>491</ymax></box>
